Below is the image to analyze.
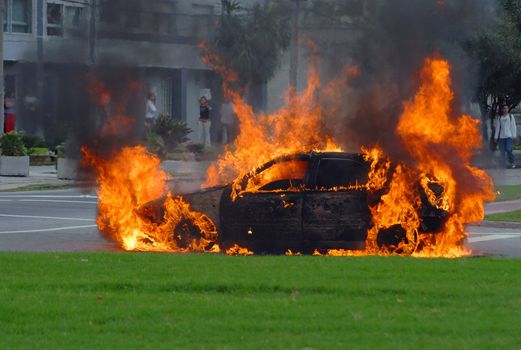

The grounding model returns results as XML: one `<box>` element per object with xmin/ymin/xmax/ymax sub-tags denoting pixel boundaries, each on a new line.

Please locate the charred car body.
<box><xmin>163</xmin><ymin>152</ymin><xmax>447</xmax><ymax>254</ymax></box>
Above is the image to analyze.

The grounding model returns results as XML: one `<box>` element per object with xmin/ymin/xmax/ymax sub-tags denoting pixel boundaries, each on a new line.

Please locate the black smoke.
<box><xmin>321</xmin><ymin>0</ymin><xmax>497</xmax><ymax>159</ymax></box>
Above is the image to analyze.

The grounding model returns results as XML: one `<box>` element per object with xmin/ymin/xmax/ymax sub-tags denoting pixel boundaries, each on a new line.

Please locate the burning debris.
<box><xmin>82</xmin><ymin>146</ymin><xmax>219</xmax><ymax>253</ymax></box>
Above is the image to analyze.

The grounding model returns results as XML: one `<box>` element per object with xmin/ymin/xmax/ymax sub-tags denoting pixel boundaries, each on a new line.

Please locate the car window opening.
<box><xmin>245</xmin><ymin>160</ymin><xmax>310</xmax><ymax>193</ymax></box>
<box><xmin>315</xmin><ymin>158</ymin><xmax>369</xmax><ymax>190</ymax></box>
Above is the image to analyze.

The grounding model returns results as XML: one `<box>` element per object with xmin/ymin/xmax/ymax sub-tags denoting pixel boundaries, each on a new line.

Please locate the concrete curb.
<box><xmin>474</xmin><ymin>220</ymin><xmax>521</xmax><ymax>229</ymax></box>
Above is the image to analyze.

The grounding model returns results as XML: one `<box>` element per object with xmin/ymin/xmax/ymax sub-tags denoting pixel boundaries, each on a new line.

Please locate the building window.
<box><xmin>47</xmin><ymin>3</ymin><xmax>64</xmax><ymax>36</ymax></box>
<box><xmin>65</xmin><ymin>6</ymin><xmax>84</xmax><ymax>36</ymax></box>
<box><xmin>125</xmin><ymin>0</ymin><xmax>141</xmax><ymax>28</ymax></box>
<box><xmin>100</xmin><ymin>0</ymin><xmax>121</xmax><ymax>24</ymax></box>
<box><xmin>4</xmin><ymin>0</ymin><xmax>32</xmax><ymax>33</ymax></box>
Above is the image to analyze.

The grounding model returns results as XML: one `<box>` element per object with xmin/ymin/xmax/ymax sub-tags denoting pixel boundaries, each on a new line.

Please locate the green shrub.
<box><xmin>153</xmin><ymin>115</ymin><xmax>192</xmax><ymax>152</ymax></box>
<box><xmin>55</xmin><ymin>143</ymin><xmax>65</xmax><ymax>158</ymax></box>
<box><xmin>186</xmin><ymin>143</ymin><xmax>205</xmax><ymax>154</ymax></box>
<box><xmin>22</xmin><ymin>134</ymin><xmax>47</xmax><ymax>149</ymax></box>
<box><xmin>144</xmin><ymin>129</ymin><xmax>165</xmax><ymax>156</ymax></box>
<box><xmin>0</xmin><ymin>131</ymin><xmax>28</xmax><ymax>156</ymax></box>
<box><xmin>28</xmin><ymin>147</ymin><xmax>50</xmax><ymax>155</ymax></box>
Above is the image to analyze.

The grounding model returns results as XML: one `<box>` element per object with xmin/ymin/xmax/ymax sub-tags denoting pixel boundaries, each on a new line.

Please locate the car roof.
<box><xmin>252</xmin><ymin>152</ymin><xmax>365</xmax><ymax>174</ymax></box>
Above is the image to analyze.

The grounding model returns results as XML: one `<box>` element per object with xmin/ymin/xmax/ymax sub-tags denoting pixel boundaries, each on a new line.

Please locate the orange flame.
<box><xmin>87</xmin><ymin>77</ymin><xmax>138</xmax><ymax>138</ymax></box>
<box><xmin>202</xmin><ymin>49</ymin><xmax>342</xmax><ymax>189</ymax></box>
<box><xmin>362</xmin><ymin>57</ymin><xmax>495</xmax><ymax>257</ymax></box>
<box><xmin>82</xmin><ymin>146</ymin><xmax>219</xmax><ymax>253</ymax></box>
<box><xmin>84</xmin><ymin>53</ymin><xmax>493</xmax><ymax>258</ymax></box>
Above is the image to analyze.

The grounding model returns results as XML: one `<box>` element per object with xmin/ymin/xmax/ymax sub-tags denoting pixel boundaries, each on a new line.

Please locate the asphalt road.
<box><xmin>0</xmin><ymin>188</ymin><xmax>520</xmax><ymax>257</ymax></box>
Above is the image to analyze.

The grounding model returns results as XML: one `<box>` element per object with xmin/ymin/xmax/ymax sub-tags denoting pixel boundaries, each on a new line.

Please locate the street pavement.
<box><xmin>0</xmin><ymin>161</ymin><xmax>520</xmax><ymax>256</ymax></box>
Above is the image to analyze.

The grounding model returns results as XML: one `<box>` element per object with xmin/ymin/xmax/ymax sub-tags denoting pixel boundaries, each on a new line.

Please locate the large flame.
<box><xmin>82</xmin><ymin>146</ymin><xmax>220</xmax><ymax>253</ymax></box>
<box><xmin>202</xmin><ymin>50</ymin><xmax>342</xmax><ymax>189</ymax></box>
<box><xmin>84</xmin><ymin>54</ymin><xmax>493</xmax><ymax>258</ymax></box>
<box><xmin>397</xmin><ymin>57</ymin><xmax>495</xmax><ymax>256</ymax></box>
<box><xmin>202</xmin><ymin>54</ymin><xmax>494</xmax><ymax>257</ymax></box>
<box><xmin>329</xmin><ymin>57</ymin><xmax>495</xmax><ymax>257</ymax></box>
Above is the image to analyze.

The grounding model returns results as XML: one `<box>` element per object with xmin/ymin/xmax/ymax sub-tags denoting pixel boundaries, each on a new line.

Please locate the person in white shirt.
<box><xmin>145</xmin><ymin>93</ymin><xmax>158</xmax><ymax>128</ymax></box>
<box><xmin>494</xmin><ymin>104</ymin><xmax>518</xmax><ymax>168</ymax></box>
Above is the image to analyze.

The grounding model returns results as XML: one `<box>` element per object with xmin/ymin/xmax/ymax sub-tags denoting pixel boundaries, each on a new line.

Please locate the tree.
<box><xmin>212</xmin><ymin>0</ymin><xmax>291</xmax><ymax>109</ymax></box>
<box><xmin>466</xmin><ymin>0</ymin><xmax>521</xmax><ymax>134</ymax></box>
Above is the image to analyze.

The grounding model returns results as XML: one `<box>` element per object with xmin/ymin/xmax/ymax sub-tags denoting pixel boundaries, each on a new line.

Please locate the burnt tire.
<box><xmin>171</xmin><ymin>212</ymin><xmax>218</xmax><ymax>250</ymax></box>
<box><xmin>377</xmin><ymin>225</ymin><xmax>419</xmax><ymax>255</ymax></box>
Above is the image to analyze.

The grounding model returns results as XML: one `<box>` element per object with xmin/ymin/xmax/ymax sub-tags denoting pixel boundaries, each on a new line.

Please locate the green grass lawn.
<box><xmin>0</xmin><ymin>253</ymin><xmax>520</xmax><ymax>349</ymax></box>
<box><xmin>495</xmin><ymin>185</ymin><xmax>521</xmax><ymax>202</ymax></box>
<box><xmin>485</xmin><ymin>209</ymin><xmax>521</xmax><ymax>222</ymax></box>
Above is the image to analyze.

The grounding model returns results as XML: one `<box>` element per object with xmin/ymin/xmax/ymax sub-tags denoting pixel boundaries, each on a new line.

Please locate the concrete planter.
<box><xmin>0</xmin><ymin>156</ymin><xmax>30</xmax><ymax>177</ymax></box>
<box><xmin>57</xmin><ymin>158</ymin><xmax>80</xmax><ymax>180</ymax></box>
<box><xmin>162</xmin><ymin>160</ymin><xmax>212</xmax><ymax>178</ymax></box>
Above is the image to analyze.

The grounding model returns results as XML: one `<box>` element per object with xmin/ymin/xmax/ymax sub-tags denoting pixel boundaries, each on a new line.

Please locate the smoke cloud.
<box><xmin>318</xmin><ymin>0</ymin><xmax>498</xmax><ymax>159</ymax></box>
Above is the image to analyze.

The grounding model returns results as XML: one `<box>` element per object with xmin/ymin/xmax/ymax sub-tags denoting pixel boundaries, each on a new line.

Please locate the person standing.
<box><xmin>494</xmin><ymin>104</ymin><xmax>518</xmax><ymax>168</ymax></box>
<box><xmin>4</xmin><ymin>93</ymin><xmax>16</xmax><ymax>133</ymax></box>
<box><xmin>198</xmin><ymin>96</ymin><xmax>212</xmax><ymax>148</ymax></box>
<box><xmin>145</xmin><ymin>93</ymin><xmax>158</xmax><ymax>129</ymax></box>
<box><xmin>23</xmin><ymin>88</ymin><xmax>39</xmax><ymax>134</ymax></box>
<box><xmin>220</xmin><ymin>99</ymin><xmax>235</xmax><ymax>144</ymax></box>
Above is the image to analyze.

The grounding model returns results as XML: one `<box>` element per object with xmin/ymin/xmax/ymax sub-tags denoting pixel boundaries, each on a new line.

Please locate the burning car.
<box><xmin>142</xmin><ymin>152</ymin><xmax>448</xmax><ymax>254</ymax></box>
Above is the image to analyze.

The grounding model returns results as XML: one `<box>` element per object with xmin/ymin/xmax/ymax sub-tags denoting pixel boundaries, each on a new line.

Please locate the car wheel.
<box><xmin>377</xmin><ymin>224</ymin><xmax>419</xmax><ymax>255</ymax></box>
<box><xmin>170</xmin><ymin>212</ymin><xmax>218</xmax><ymax>250</ymax></box>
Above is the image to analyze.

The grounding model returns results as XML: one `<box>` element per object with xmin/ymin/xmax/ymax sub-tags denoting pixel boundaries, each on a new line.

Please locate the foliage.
<box><xmin>186</xmin><ymin>142</ymin><xmax>205</xmax><ymax>154</ymax></box>
<box><xmin>153</xmin><ymin>114</ymin><xmax>192</xmax><ymax>152</ymax></box>
<box><xmin>27</xmin><ymin>147</ymin><xmax>50</xmax><ymax>156</ymax></box>
<box><xmin>485</xmin><ymin>209</ymin><xmax>521</xmax><ymax>222</ymax></box>
<box><xmin>213</xmin><ymin>0</ymin><xmax>291</xmax><ymax>87</ymax></box>
<box><xmin>143</xmin><ymin>129</ymin><xmax>165</xmax><ymax>156</ymax></box>
<box><xmin>466</xmin><ymin>0</ymin><xmax>521</xmax><ymax>116</ymax></box>
<box><xmin>1</xmin><ymin>253</ymin><xmax>521</xmax><ymax>349</ymax></box>
<box><xmin>307</xmin><ymin>0</ymin><xmax>365</xmax><ymax>25</ymax></box>
<box><xmin>0</xmin><ymin>131</ymin><xmax>28</xmax><ymax>156</ymax></box>
<box><xmin>22</xmin><ymin>134</ymin><xmax>47</xmax><ymax>149</ymax></box>
<box><xmin>55</xmin><ymin>143</ymin><xmax>65</xmax><ymax>158</ymax></box>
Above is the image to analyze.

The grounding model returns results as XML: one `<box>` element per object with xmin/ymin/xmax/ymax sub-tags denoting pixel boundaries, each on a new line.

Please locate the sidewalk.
<box><xmin>0</xmin><ymin>165</ymin><xmax>74</xmax><ymax>191</ymax></box>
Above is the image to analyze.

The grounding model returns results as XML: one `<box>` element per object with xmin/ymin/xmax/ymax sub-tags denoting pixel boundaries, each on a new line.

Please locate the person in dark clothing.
<box><xmin>198</xmin><ymin>96</ymin><xmax>212</xmax><ymax>147</ymax></box>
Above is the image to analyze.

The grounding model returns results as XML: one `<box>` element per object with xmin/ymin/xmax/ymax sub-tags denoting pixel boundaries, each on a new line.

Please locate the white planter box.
<box><xmin>162</xmin><ymin>160</ymin><xmax>211</xmax><ymax>178</ymax></box>
<box><xmin>0</xmin><ymin>156</ymin><xmax>30</xmax><ymax>177</ymax></box>
<box><xmin>57</xmin><ymin>158</ymin><xmax>80</xmax><ymax>180</ymax></box>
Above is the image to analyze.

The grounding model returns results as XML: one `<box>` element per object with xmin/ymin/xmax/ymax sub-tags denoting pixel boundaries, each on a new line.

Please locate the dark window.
<box><xmin>100</xmin><ymin>0</ymin><xmax>121</xmax><ymax>23</ymax></box>
<box><xmin>125</xmin><ymin>0</ymin><xmax>142</xmax><ymax>28</ymax></box>
<box><xmin>315</xmin><ymin>158</ymin><xmax>368</xmax><ymax>189</ymax></box>
<box><xmin>343</xmin><ymin>0</ymin><xmax>365</xmax><ymax>17</ymax></box>
<box><xmin>65</xmin><ymin>6</ymin><xmax>84</xmax><ymax>37</ymax></box>
<box><xmin>4</xmin><ymin>0</ymin><xmax>32</xmax><ymax>33</ymax></box>
<box><xmin>47</xmin><ymin>3</ymin><xmax>63</xmax><ymax>36</ymax></box>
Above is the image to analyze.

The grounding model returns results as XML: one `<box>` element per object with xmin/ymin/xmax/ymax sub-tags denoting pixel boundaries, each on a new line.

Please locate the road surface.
<box><xmin>0</xmin><ymin>189</ymin><xmax>520</xmax><ymax>257</ymax></box>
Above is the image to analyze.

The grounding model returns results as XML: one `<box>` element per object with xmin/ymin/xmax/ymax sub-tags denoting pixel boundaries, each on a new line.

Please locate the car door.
<box><xmin>302</xmin><ymin>157</ymin><xmax>371</xmax><ymax>249</ymax></box>
<box><xmin>220</xmin><ymin>159</ymin><xmax>309</xmax><ymax>251</ymax></box>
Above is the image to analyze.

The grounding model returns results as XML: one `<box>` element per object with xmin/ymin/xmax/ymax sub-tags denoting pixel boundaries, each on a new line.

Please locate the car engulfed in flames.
<box><xmin>140</xmin><ymin>151</ymin><xmax>449</xmax><ymax>255</ymax></box>
<box><xmin>83</xmin><ymin>56</ymin><xmax>495</xmax><ymax>257</ymax></box>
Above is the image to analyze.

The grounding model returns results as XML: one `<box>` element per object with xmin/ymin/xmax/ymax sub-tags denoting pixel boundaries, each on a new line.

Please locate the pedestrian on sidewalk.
<box><xmin>198</xmin><ymin>96</ymin><xmax>212</xmax><ymax>148</ymax></box>
<box><xmin>4</xmin><ymin>92</ymin><xmax>16</xmax><ymax>133</ymax></box>
<box><xmin>145</xmin><ymin>93</ymin><xmax>158</xmax><ymax>130</ymax></box>
<box><xmin>494</xmin><ymin>104</ymin><xmax>517</xmax><ymax>168</ymax></box>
